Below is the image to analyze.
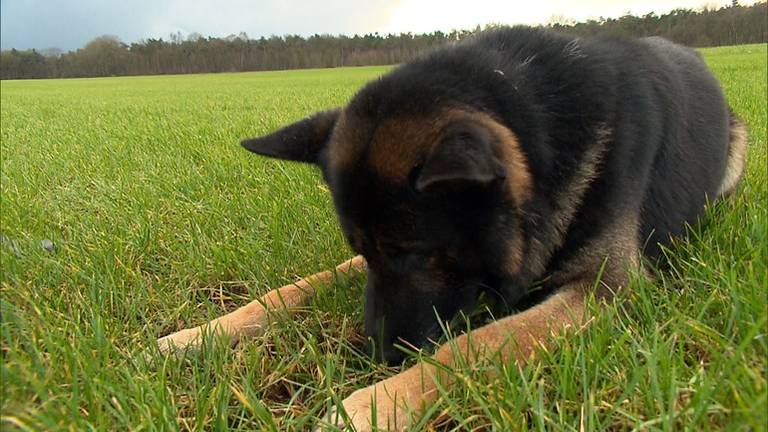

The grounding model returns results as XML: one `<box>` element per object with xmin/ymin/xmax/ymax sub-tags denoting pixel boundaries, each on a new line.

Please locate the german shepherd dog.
<box><xmin>157</xmin><ymin>27</ymin><xmax>747</xmax><ymax>430</ymax></box>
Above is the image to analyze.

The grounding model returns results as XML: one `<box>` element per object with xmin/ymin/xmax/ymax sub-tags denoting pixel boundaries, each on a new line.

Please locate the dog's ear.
<box><xmin>415</xmin><ymin>122</ymin><xmax>506</xmax><ymax>192</ymax></box>
<box><xmin>240</xmin><ymin>109</ymin><xmax>340</xmax><ymax>164</ymax></box>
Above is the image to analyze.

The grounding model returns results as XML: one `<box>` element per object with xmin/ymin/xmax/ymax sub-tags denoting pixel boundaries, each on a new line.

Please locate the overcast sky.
<box><xmin>0</xmin><ymin>0</ymin><xmax>758</xmax><ymax>51</ymax></box>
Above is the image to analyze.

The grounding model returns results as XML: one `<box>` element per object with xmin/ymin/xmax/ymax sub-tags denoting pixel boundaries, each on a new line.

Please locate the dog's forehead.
<box><xmin>328</xmin><ymin>109</ymin><xmax>436</xmax><ymax>183</ymax></box>
<box><xmin>328</xmin><ymin>107</ymin><xmax>491</xmax><ymax>183</ymax></box>
<box><xmin>367</xmin><ymin>115</ymin><xmax>445</xmax><ymax>181</ymax></box>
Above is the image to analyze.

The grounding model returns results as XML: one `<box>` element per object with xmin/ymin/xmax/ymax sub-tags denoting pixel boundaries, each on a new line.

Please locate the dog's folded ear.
<box><xmin>415</xmin><ymin>122</ymin><xmax>507</xmax><ymax>192</ymax></box>
<box><xmin>241</xmin><ymin>108</ymin><xmax>340</xmax><ymax>164</ymax></box>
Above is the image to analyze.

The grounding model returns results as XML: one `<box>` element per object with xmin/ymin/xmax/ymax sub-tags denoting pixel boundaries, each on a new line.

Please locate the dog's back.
<box><xmin>452</xmin><ymin>29</ymin><xmax>746</xmax><ymax>260</ymax></box>
<box><xmin>636</xmin><ymin>36</ymin><xmax>746</xmax><ymax>255</ymax></box>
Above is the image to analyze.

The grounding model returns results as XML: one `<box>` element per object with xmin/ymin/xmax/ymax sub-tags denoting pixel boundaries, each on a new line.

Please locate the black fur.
<box><xmin>242</xmin><ymin>27</ymin><xmax>735</xmax><ymax>364</ymax></box>
<box><xmin>241</xmin><ymin>109</ymin><xmax>340</xmax><ymax>163</ymax></box>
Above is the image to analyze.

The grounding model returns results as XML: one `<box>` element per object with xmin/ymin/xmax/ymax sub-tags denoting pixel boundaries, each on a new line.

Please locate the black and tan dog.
<box><xmin>157</xmin><ymin>27</ymin><xmax>747</xmax><ymax>430</ymax></box>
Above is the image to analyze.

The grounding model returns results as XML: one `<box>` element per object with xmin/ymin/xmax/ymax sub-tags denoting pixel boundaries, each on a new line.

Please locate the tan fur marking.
<box><xmin>157</xmin><ymin>256</ymin><xmax>366</xmax><ymax>353</ymax></box>
<box><xmin>551</xmin><ymin>211</ymin><xmax>642</xmax><ymax>294</ymax></box>
<box><xmin>329</xmin><ymin>110</ymin><xmax>373</xmax><ymax>173</ymax></box>
<box><xmin>367</xmin><ymin>108</ymin><xmax>532</xmax><ymax>205</ymax></box>
<box><xmin>550</xmin><ymin>126</ymin><xmax>611</xmax><ymax>241</ymax></box>
<box><xmin>505</xmin><ymin>223</ymin><xmax>526</xmax><ymax>275</ymax></box>
<box><xmin>718</xmin><ymin>118</ymin><xmax>748</xmax><ymax>197</ymax></box>
<box><xmin>367</xmin><ymin>115</ymin><xmax>443</xmax><ymax>181</ymax></box>
<box><xmin>476</xmin><ymin>111</ymin><xmax>533</xmax><ymax>205</ymax></box>
<box><xmin>433</xmin><ymin>283</ymin><xmax>588</xmax><ymax>365</ymax></box>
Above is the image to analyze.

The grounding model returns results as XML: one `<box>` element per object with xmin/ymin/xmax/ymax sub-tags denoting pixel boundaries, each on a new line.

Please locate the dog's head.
<box><xmin>241</xmin><ymin>63</ymin><xmax>533</xmax><ymax>363</ymax></box>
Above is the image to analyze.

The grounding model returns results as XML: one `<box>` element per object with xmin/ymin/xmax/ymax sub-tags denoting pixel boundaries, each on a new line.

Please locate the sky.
<box><xmin>0</xmin><ymin>0</ymin><xmax>760</xmax><ymax>51</ymax></box>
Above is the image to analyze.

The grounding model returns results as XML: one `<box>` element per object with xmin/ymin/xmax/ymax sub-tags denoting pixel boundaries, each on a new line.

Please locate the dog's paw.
<box><xmin>315</xmin><ymin>405</ymin><xmax>345</xmax><ymax>431</ymax></box>
<box><xmin>317</xmin><ymin>383</ymin><xmax>413</xmax><ymax>432</ymax></box>
<box><xmin>156</xmin><ymin>327</ymin><xmax>203</xmax><ymax>356</ymax></box>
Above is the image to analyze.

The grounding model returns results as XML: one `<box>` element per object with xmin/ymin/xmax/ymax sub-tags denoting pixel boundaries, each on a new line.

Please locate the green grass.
<box><xmin>1</xmin><ymin>45</ymin><xmax>765</xmax><ymax>431</ymax></box>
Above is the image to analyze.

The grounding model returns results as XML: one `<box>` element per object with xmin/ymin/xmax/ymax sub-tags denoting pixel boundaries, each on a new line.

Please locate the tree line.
<box><xmin>1</xmin><ymin>2</ymin><xmax>765</xmax><ymax>80</ymax></box>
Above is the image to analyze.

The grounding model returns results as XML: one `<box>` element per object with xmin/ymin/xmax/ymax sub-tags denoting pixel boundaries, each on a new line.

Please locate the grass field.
<box><xmin>1</xmin><ymin>44</ymin><xmax>766</xmax><ymax>431</ymax></box>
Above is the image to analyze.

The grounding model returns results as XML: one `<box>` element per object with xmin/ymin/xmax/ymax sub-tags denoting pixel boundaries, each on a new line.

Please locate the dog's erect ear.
<box><xmin>240</xmin><ymin>109</ymin><xmax>340</xmax><ymax>164</ymax></box>
<box><xmin>415</xmin><ymin>122</ymin><xmax>507</xmax><ymax>192</ymax></box>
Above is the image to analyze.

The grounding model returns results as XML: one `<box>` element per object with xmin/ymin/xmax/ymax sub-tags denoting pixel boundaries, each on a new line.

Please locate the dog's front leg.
<box><xmin>326</xmin><ymin>282</ymin><xmax>591</xmax><ymax>432</ymax></box>
<box><xmin>157</xmin><ymin>255</ymin><xmax>366</xmax><ymax>354</ymax></box>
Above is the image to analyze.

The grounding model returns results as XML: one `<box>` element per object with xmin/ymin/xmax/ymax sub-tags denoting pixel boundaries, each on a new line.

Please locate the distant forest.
<box><xmin>1</xmin><ymin>2</ymin><xmax>766</xmax><ymax>80</ymax></box>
